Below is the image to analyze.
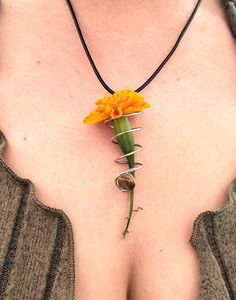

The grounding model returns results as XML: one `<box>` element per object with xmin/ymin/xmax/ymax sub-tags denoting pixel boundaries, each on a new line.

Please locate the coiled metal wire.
<box><xmin>104</xmin><ymin>111</ymin><xmax>144</xmax><ymax>192</ymax></box>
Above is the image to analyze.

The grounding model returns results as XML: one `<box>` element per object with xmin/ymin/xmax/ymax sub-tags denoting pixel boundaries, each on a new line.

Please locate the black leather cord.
<box><xmin>65</xmin><ymin>0</ymin><xmax>203</xmax><ymax>94</ymax></box>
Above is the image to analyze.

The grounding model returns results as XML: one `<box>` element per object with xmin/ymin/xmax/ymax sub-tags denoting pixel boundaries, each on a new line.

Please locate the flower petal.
<box><xmin>83</xmin><ymin>110</ymin><xmax>109</xmax><ymax>124</ymax></box>
<box><xmin>110</xmin><ymin>106</ymin><xmax>123</xmax><ymax>119</ymax></box>
<box><xmin>83</xmin><ymin>89</ymin><xmax>151</xmax><ymax>125</ymax></box>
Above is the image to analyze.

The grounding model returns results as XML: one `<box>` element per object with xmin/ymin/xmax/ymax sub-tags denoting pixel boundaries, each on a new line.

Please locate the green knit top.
<box><xmin>0</xmin><ymin>3</ymin><xmax>235</xmax><ymax>300</ymax></box>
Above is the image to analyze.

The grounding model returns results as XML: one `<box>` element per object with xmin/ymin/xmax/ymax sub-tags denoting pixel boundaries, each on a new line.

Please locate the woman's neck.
<box><xmin>77</xmin><ymin>0</ymin><xmax>193</xmax><ymax>15</ymax></box>
<box><xmin>71</xmin><ymin>0</ymin><xmax>199</xmax><ymax>40</ymax></box>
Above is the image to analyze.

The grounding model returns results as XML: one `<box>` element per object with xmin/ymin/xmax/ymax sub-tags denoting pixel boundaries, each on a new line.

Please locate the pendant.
<box><xmin>83</xmin><ymin>88</ymin><xmax>151</xmax><ymax>239</ymax></box>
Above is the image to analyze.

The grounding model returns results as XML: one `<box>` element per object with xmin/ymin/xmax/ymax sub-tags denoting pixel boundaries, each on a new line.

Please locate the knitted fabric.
<box><xmin>0</xmin><ymin>131</ymin><xmax>75</xmax><ymax>300</ymax></box>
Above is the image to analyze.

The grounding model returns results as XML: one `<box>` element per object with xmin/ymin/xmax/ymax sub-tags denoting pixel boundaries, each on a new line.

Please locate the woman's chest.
<box><xmin>1</xmin><ymin>77</ymin><xmax>236</xmax><ymax>300</ymax></box>
<box><xmin>1</xmin><ymin>2</ymin><xmax>236</xmax><ymax>298</ymax></box>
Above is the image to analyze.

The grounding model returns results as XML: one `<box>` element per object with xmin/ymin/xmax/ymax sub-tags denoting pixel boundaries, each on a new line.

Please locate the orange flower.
<box><xmin>83</xmin><ymin>89</ymin><xmax>151</xmax><ymax>124</ymax></box>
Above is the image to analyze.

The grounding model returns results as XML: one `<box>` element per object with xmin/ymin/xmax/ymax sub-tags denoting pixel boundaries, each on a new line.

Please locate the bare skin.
<box><xmin>0</xmin><ymin>0</ymin><xmax>236</xmax><ymax>299</ymax></box>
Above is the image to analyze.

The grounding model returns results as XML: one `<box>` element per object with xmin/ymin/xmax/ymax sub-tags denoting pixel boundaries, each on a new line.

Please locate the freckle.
<box><xmin>177</xmin><ymin>78</ymin><xmax>180</xmax><ymax>82</ymax></box>
<box><xmin>200</xmin><ymin>26</ymin><xmax>205</xmax><ymax>33</ymax></box>
<box><xmin>36</xmin><ymin>60</ymin><xmax>41</xmax><ymax>64</ymax></box>
<box><xmin>160</xmin><ymin>249</ymin><xmax>163</xmax><ymax>252</ymax></box>
<box><xmin>23</xmin><ymin>137</ymin><xmax>27</xmax><ymax>141</ymax></box>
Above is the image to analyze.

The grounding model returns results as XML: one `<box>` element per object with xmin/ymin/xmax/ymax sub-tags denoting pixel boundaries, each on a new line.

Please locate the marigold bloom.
<box><xmin>83</xmin><ymin>89</ymin><xmax>151</xmax><ymax>124</ymax></box>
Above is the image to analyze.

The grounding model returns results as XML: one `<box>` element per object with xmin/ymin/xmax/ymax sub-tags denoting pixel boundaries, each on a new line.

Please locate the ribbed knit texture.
<box><xmin>0</xmin><ymin>3</ymin><xmax>235</xmax><ymax>299</ymax></box>
<box><xmin>0</xmin><ymin>131</ymin><xmax>75</xmax><ymax>300</ymax></box>
<box><xmin>190</xmin><ymin>178</ymin><xmax>236</xmax><ymax>300</ymax></box>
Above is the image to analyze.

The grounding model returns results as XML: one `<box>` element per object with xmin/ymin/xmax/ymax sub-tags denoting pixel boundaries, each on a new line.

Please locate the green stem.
<box><xmin>122</xmin><ymin>187</ymin><xmax>135</xmax><ymax>239</ymax></box>
<box><xmin>113</xmin><ymin>116</ymin><xmax>136</xmax><ymax>239</ymax></box>
<box><xmin>113</xmin><ymin>116</ymin><xmax>135</xmax><ymax>168</ymax></box>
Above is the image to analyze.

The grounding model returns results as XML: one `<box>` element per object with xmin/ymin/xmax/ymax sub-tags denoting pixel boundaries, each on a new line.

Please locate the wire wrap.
<box><xmin>104</xmin><ymin>112</ymin><xmax>144</xmax><ymax>192</ymax></box>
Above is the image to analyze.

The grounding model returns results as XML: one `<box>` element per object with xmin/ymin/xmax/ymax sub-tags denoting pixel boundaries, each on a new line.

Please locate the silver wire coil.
<box><xmin>104</xmin><ymin>111</ymin><xmax>144</xmax><ymax>192</ymax></box>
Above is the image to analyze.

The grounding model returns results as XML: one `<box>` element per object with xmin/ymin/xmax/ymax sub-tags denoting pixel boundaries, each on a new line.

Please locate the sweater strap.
<box><xmin>0</xmin><ymin>131</ymin><xmax>6</xmax><ymax>158</ymax></box>
<box><xmin>225</xmin><ymin>0</ymin><xmax>236</xmax><ymax>38</ymax></box>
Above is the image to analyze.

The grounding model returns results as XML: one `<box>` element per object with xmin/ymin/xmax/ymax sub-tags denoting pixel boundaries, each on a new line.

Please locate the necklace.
<box><xmin>65</xmin><ymin>0</ymin><xmax>203</xmax><ymax>239</ymax></box>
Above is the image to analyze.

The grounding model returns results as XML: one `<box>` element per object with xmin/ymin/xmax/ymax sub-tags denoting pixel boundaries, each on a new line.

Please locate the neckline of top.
<box><xmin>0</xmin><ymin>129</ymin><xmax>76</xmax><ymax>299</ymax></box>
<box><xmin>0</xmin><ymin>128</ymin><xmax>236</xmax><ymax>247</ymax></box>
